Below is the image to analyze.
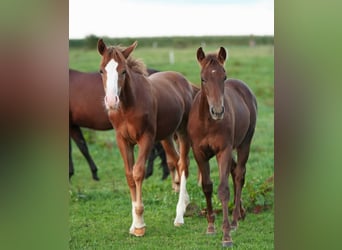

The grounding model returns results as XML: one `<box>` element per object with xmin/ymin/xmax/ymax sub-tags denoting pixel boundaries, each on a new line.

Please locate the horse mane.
<box><xmin>106</xmin><ymin>45</ymin><xmax>148</xmax><ymax>76</ymax></box>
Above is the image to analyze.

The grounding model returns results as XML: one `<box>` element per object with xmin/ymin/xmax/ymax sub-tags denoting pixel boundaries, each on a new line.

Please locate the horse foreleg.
<box><xmin>116</xmin><ymin>134</ymin><xmax>137</xmax><ymax>235</ymax></box>
<box><xmin>216</xmin><ymin>148</ymin><xmax>233</xmax><ymax>247</ymax></box>
<box><xmin>130</xmin><ymin>136</ymin><xmax>153</xmax><ymax>236</ymax></box>
<box><xmin>202</xmin><ymin>162</ymin><xmax>216</xmax><ymax>234</ymax></box>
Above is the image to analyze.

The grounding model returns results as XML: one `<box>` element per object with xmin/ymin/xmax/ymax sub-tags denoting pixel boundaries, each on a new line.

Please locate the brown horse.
<box><xmin>69</xmin><ymin>68</ymin><xmax>168</xmax><ymax>181</ymax></box>
<box><xmin>188</xmin><ymin>47</ymin><xmax>257</xmax><ymax>247</ymax></box>
<box><xmin>97</xmin><ymin>39</ymin><xmax>195</xmax><ymax>236</ymax></box>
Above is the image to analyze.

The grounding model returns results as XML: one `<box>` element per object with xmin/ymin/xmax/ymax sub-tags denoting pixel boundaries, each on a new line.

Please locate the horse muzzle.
<box><xmin>105</xmin><ymin>95</ymin><xmax>120</xmax><ymax>110</ymax></box>
<box><xmin>210</xmin><ymin>105</ymin><xmax>225</xmax><ymax>120</ymax></box>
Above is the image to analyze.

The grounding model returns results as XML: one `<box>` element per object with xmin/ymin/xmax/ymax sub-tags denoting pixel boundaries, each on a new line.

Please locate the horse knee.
<box><xmin>133</xmin><ymin>164</ymin><xmax>145</xmax><ymax>182</ymax></box>
<box><xmin>218</xmin><ymin>183</ymin><xmax>229</xmax><ymax>201</ymax></box>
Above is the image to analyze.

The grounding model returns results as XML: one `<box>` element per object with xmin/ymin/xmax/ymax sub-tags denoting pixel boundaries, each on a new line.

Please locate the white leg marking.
<box><xmin>129</xmin><ymin>201</ymin><xmax>137</xmax><ymax>234</ymax></box>
<box><xmin>174</xmin><ymin>171</ymin><xmax>189</xmax><ymax>226</ymax></box>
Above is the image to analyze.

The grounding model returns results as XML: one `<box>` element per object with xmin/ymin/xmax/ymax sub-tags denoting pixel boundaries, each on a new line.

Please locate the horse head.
<box><xmin>97</xmin><ymin>39</ymin><xmax>137</xmax><ymax>110</ymax></box>
<box><xmin>197</xmin><ymin>46</ymin><xmax>228</xmax><ymax>120</ymax></box>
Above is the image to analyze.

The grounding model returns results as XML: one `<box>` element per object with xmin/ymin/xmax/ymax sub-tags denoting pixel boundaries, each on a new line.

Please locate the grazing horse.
<box><xmin>97</xmin><ymin>39</ymin><xmax>195</xmax><ymax>236</ymax></box>
<box><xmin>69</xmin><ymin>68</ymin><xmax>168</xmax><ymax>181</ymax></box>
<box><xmin>188</xmin><ymin>47</ymin><xmax>257</xmax><ymax>247</ymax></box>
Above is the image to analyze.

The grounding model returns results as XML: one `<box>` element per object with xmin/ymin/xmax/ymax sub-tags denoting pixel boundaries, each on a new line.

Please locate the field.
<box><xmin>69</xmin><ymin>42</ymin><xmax>274</xmax><ymax>249</ymax></box>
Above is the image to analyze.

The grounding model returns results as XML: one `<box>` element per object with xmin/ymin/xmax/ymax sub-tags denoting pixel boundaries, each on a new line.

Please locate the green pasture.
<box><xmin>69</xmin><ymin>42</ymin><xmax>274</xmax><ymax>249</ymax></box>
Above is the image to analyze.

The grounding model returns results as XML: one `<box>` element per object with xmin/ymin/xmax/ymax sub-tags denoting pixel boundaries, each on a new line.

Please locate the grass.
<box><xmin>69</xmin><ymin>43</ymin><xmax>274</xmax><ymax>249</ymax></box>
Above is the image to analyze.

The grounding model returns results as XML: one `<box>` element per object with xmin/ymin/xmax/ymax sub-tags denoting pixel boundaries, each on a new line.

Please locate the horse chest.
<box><xmin>109</xmin><ymin>110</ymin><xmax>154</xmax><ymax>142</ymax></box>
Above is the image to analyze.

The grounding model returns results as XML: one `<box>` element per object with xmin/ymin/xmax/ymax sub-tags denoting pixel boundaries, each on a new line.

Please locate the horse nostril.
<box><xmin>220</xmin><ymin>106</ymin><xmax>225</xmax><ymax>115</ymax></box>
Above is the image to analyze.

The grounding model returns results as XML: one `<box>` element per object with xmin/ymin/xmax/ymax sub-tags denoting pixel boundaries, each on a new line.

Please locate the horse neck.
<box><xmin>120</xmin><ymin>69</ymin><xmax>144</xmax><ymax>110</ymax></box>
<box><xmin>199</xmin><ymin>89</ymin><xmax>210</xmax><ymax>121</ymax></box>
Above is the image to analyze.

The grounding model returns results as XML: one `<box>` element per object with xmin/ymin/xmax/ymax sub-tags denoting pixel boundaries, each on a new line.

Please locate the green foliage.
<box><xmin>244</xmin><ymin>175</ymin><xmax>274</xmax><ymax>213</ymax></box>
<box><xmin>84</xmin><ymin>34</ymin><xmax>100</xmax><ymax>50</ymax></box>
<box><xmin>69</xmin><ymin>43</ymin><xmax>274</xmax><ymax>249</ymax></box>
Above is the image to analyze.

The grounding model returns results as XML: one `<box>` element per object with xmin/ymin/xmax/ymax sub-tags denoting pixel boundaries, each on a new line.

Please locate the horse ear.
<box><xmin>122</xmin><ymin>41</ymin><xmax>138</xmax><ymax>59</ymax></box>
<box><xmin>97</xmin><ymin>39</ymin><xmax>107</xmax><ymax>55</ymax></box>
<box><xmin>218</xmin><ymin>47</ymin><xmax>227</xmax><ymax>64</ymax></box>
<box><xmin>197</xmin><ymin>47</ymin><xmax>205</xmax><ymax>63</ymax></box>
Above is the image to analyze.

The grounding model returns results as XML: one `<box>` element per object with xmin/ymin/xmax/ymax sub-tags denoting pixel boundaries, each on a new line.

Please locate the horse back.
<box><xmin>148</xmin><ymin>71</ymin><xmax>194</xmax><ymax>140</ymax></box>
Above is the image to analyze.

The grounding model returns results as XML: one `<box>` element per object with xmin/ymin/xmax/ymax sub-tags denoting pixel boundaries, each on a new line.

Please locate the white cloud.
<box><xmin>69</xmin><ymin>0</ymin><xmax>273</xmax><ymax>38</ymax></box>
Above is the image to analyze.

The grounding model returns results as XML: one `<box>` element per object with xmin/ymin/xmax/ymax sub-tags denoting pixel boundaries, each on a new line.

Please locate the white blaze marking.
<box><xmin>104</xmin><ymin>59</ymin><xmax>119</xmax><ymax>109</ymax></box>
<box><xmin>174</xmin><ymin>171</ymin><xmax>189</xmax><ymax>225</ymax></box>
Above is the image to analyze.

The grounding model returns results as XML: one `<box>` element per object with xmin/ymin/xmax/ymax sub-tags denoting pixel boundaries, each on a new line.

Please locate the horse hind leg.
<box><xmin>173</xmin><ymin>132</ymin><xmax>190</xmax><ymax>226</ymax></box>
<box><xmin>231</xmin><ymin>140</ymin><xmax>252</xmax><ymax>229</ymax></box>
<box><xmin>160</xmin><ymin>137</ymin><xmax>180</xmax><ymax>192</ymax></box>
<box><xmin>156</xmin><ymin>142</ymin><xmax>170</xmax><ymax>180</ymax></box>
<box><xmin>69</xmin><ymin>136</ymin><xmax>74</xmax><ymax>180</ymax></box>
<box><xmin>145</xmin><ymin>145</ymin><xmax>157</xmax><ymax>179</ymax></box>
<box><xmin>70</xmin><ymin>126</ymin><xmax>99</xmax><ymax>180</ymax></box>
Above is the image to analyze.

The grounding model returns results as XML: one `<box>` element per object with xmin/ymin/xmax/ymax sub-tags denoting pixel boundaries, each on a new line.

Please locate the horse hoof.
<box><xmin>206</xmin><ymin>230</ymin><xmax>216</xmax><ymax>235</ymax></box>
<box><xmin>174</xmin><ymin>222</ymin><xmax>183</xmax><ymax>227</ymax></box>
<box><xmin>131</xmin><ymin>227</ymin><xmax>145</xmax><ymax>237</ymax></box>
<box><xmin>222</xmin><ymin>240</ymin><xmax>233</xmax><ymax>247</ymax></box>
<box><xmin>206</xmin><ymin>225</ymin><xmax>216</xmax><ymax>235</ymax></box>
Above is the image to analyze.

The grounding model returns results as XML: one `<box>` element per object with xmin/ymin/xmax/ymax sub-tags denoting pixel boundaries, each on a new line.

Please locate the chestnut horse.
<box><xmin>188</xmin><ymin>47</ymin><xmax>257</xmax><ymax>247</ymax></box>
<box><xmin>69</xmin><ymin>68</ymin><xmax>168</xmax><ymax>181</ymax></box>
<box><xmin>97</xmin><ymin>39</ymin><xmax>195</xmax><ymax>236</ymax></box>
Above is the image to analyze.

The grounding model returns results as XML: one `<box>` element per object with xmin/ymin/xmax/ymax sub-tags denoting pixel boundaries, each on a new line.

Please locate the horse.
<box><xmin>187</xmin><ymin>46</ymin><xmax>257</xmax><ymax>247</ymax></box>
<box><xmin>97</xmin><ymin>39</ymin><xmax>196</xmax><ymax>236</ymax></box>
<box><xmin>69</xmin><ymin>68</ymin><xmax>169</xmax><ymax>181</ymax></box>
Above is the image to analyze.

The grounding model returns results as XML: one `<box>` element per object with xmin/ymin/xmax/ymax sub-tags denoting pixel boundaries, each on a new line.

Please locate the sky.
<box><xmin>69</xmin><ymin>0</ymin><xmax>273</xmax><ymax>39</ymax></box>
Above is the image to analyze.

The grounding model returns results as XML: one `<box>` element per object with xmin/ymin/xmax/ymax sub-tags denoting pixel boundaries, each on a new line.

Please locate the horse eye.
<box><xmin>99</xmin><ymin>69</ymin><xmax>103</xmax><ymax>74</ymax></box>
<box><xmin>201</xmin><ymin>78</ymin><xmax>206</xmax><ymax>83</ymax></box>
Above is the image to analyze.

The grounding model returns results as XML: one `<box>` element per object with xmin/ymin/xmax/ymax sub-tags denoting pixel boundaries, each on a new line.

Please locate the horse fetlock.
<box><xmin>206</xmin><ymin>223</ymin><xmax>216</xmax><ymax>235</ymax></box>
<box><xmin>230</xmin><ymin>220</ymin><xmax>238</xmax><ymax>231</ymax></box>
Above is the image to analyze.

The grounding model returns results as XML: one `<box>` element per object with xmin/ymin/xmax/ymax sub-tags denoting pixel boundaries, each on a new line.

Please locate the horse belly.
<box><xmin>155</xmin><ymin>105</ymin><xmax>183</xmax><ymax>140</ymax></box>
<box><xmin>155</xmin><ymin>95</ymin><xmax>185</xmax><ymax>140</ymax></box>
<box><xmin>230</xmin><ymin>97</ymin><xmax>250</xmax><ymax>147</ymax></box>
